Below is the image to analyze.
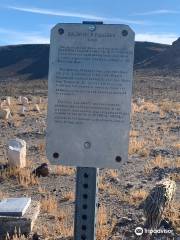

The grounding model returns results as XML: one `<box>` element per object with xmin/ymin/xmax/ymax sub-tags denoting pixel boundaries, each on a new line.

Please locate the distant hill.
<box><xmin>0</xmin><ymin>41</ymin><xmax>171</xmax><ymax>81</ymax></box>
<box><xmin>136</xmin><ymin>38</ymin><xmax>180</xmax><ymax>73</ymax></box>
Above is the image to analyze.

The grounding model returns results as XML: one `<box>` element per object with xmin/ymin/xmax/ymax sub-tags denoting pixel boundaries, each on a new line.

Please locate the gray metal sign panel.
<box><xmin>47</xmin><ymin>23</ymin><xmax>134</xmax><ymax>169</ymax></box>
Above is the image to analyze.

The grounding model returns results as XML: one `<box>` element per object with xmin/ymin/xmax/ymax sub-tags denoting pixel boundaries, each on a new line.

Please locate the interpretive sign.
<box><xmin>47</xmin><ymin>23</ymin><xmax>134</xmax><ymax>169</ymax></box>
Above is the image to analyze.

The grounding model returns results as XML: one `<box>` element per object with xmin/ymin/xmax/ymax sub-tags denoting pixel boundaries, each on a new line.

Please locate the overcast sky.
<box><xmin>0</xmin><ymin>0</ymin><xmax>180</xmax><ymax>45</ymax></box>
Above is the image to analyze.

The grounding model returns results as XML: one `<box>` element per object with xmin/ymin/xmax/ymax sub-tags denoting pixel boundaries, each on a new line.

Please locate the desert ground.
<box><xmin>0</xmin><ymin>71</ymin><xmax>179</xmax><ymax>240</ymax></box>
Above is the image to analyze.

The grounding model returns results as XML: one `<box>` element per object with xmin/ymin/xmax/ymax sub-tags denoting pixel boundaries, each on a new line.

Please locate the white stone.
<box><xmin>20</xmin><ymin>106</ymin><xmax>27</xmax><ymax>115</ymax></box>
<box><xmin>8</xmin><ymin>138</ymin><xmax>26</xmax><ymax>168</ymax></box>
<box><xmin>38</xmin><ymin>97</ymin><xmax>42</xmax><ymax>104</ymax></box>
<box><xmin>6</xmin><ymin>97</ymin><xmax>11</xmax><ymax>106</ymax></box>
<box><xmin>136</xmin><ymin>97</ymin><xmax>144</xmax><ymax>106</ymax></box>
<box><xmin>34</xmin><ymin>104</ymin><xmax>40</xmax><ymax>112</ymax></box>
<box><xmin>18</xmin><ymin>96</ymin><xmax>22</xmax><ymax>104</ymax></box>
<box><xmin>0</xmin><ymin>198</ymin><xmax>31</xmax><ymax>217</ymax></box>
<box><xmin>0</xmin><ymin>100</ymin><xmax>7</xmax><ymax>108</ymax></box>
<box><xmin>0</xmin><ymin>200</ymin><xmax>40</xmax><ymax>238</ymax></box>
<box><xmin>22</xmin><ymin>97</ymin><xmax>29</xmax><ymax>106</ymax></box>
<box><xmin>0</xmin><ymin>108</ymin><xmax>11</xmax><ymax>120</ymax></box>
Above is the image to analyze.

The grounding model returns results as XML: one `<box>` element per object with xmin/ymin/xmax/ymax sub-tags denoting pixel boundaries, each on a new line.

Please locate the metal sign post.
<box><xmin>47</xmin><ymin>21</ymin><xmax>134</xmax><ymax>240</ymax></box>
<box><xmin>74</xmin><ymin>167</ymin><xmax>99</xmax><ymax>240</ymax></box>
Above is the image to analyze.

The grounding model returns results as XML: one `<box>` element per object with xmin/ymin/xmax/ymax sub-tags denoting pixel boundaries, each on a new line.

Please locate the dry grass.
<box><xmin>129</xmin><ymin>189</ymin><xmax>148</xmax><ymax>205</ymax></box>
<box><xmin>61</xmin><ymin>191</ymin><xmax>75</xmax><ymax>202</ymax></box>
<box><xmin>17</xmin><ymin>168</ymin><xmax>39</xmax><ymax>187</ymax></box>
<box><xmin>0</xmin><ymin>167</ymin><xmax>39</xmax><ymax>187</ymax></box>
<box><xmin>0</xmin><ymin>190</ymin><xmax>8</xmax><ymax>200</ymax></box>
<box><xmin>98</xmin><ymin>176</ymin><xmax>109</xmax><ymax>191</ymax></box>
<box><xmin>41</xmin><ymin>194</ymin><xmax>58</xmax><ymax>215</ymax></box>
<box><xmin>6</xmin><ymin>228</ymin><xmax>28</xmax><ymax>240</ymax></box>
<box><xmin>106</xmin><ymin>169</ymin><xmax>119</xmax><ymax>179</ymax></box>
<box><xmin>112</xmin><ymin>188</ymin><xmax>148</xmax><ymax>206</ymax></box>
<box><xmin>164</xmin><ymin>201</ymin><xmax>180</xmax><ymax>233</ymax></box>
<box><xmin>130</xmin><ymin>130</ymin><xmax>139</xmax><ymax>137</ymax></box>
<box><xmin>53</xmin><ymin>223</ymin><xmax>73</xmax><ymax>239</ymax></box>
<box><xmin>132</xmin><ymin>101</ymin><xmax>159</xmax><ymax>113</ymax></box>
<box><xmin>172</xmin><ymin>142</ymin><xmax>180</xmax><ymax>150</ymax></box>
<box><xmin>131</xmin><ymin>102</ymin><xmax>140</xmax><ymax>113</ymax></box>
<box><xmin>142</xmin><ymin>101</ymin><xmax>159</xmax><ymax>113</ymax></box>
<box><xmin>37</xmin><ymin>142</ymin><xmax>46</xmax><ymax>155</ymax></box>
<box><xmin>56</xmin><ymin>208</ymin><xmax>67</xmax><ymax>221</ymax></box>
<box><xmin>55</xmin><ymin>207</ymin><xmax>73</xmax><ymax>238</ymax></box>
<box><xmin>96</xmin><ymin>206</ymin><xmax>116</xmax><ymax>240</ymax></box>
<box><xmin>6</xmin><ymin>233</ymin><xmax>28</xmax><ymax>240</ymax></box>
<box><xmin>159</xmin><ymin>100</ymin><xmax>180</xmax><ymax>113</ymax></box>
<box><xmin>0</xmin><ymin>191</ymin><xmax>3</xmax><ymax>199</ymax></box>
<box><xmin>144</xmin><ymin>156</ymin><xmax>180</xmax><ymax>174</ymax></box>
<box><xmin>55</xmin><ymin>165</ymin><xmax>75</xmax><ymax>176</ymax></box>
<box><xmin>170</xmin><ymin>173</ymin><xmax>180</xmax><ymax>182</ymax></box>
<box><xmin>38</xmin><ymin>207</ymin><xmax>73</xmax><ymax>239</ymax></box>
<box><xmin>129</xmin><ymin>138</ymin><xmax>147</xmax><ymax>156</ymax></box>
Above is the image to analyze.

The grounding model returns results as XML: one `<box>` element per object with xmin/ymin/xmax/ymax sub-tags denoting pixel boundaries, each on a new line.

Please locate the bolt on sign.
<box><xmin>47</xmin><ymin>23</ymin><xmax>135</xmax><ymax>169</ymax></box>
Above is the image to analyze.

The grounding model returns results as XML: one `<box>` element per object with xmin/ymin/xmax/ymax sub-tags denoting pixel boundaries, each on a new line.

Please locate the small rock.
<box><xmin>33</xmin><ymin>104</ymin><xmax>41</xmax><ymax>113</ymax></box>
<box><xmin>150</xmin><ymin>148</ymin><xmax>174</xmax><ymax>157</ymax></box>
<box><xmin>118</xmin><ymin>217</ymin><xmax>134</xmax><ymax>227</ymax></box>
<box><xmin>170</xmin><ymin>126</ymin><xmax>180</xmax><ymax>133</ymax></box>
<box><xmin>160</xmin><ymin>219</ymin><xmax>172</xmax><ymax>229</ymax></box>
<box><xmin>110</xmin><ymin>177</ymin><xmax>120</xmax><ymax>184</ymax></box>
<box><xmin>142</xmin><ymin>180</ymin><xmax>148</xmax><ymax>184</ymax></box>
<box><xmin>125</xmin><ymin>183</ymin><xmax>134</xmax><ymax>189</ymax></box>
<box><xmin>32</xmin><ymin>233</ymin><xmax>41</xmax><ymax>240</ymax></box>
<box><xmin>32</xmin><ymin>163</ymin><xmax>50</xmax><ymax>177</ymax></box>
<box><xmin>0</xmin><ymin>163</ymin><xmax>8</xmax><ymax>170</ymax></box>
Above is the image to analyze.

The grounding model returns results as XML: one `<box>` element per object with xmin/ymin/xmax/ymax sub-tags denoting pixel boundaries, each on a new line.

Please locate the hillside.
<box><xmin>137</xmin><ymin>38</ymin><xmax>180</xmax><ymax>73</ymax></box>
<box><xmin>0</xmin><ymin>41</ymin><xmax>169</xmax><ymax>81</ymax></box>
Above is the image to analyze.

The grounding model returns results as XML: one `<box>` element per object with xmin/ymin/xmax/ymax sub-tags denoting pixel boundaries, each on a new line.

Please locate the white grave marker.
<box><xmin>0</xmin><ymin>198</ymin><xmax>31</xmax><ymax>217</ymax></box>
<box><xmin>8</xmin><ymin>138</ymin><xmax>26</xmax><ymax>168</ymax></box>
<box><xmin>47</xmin><ymin>23</ymin><xmax>134</xmax><ymax>169</ymax></box>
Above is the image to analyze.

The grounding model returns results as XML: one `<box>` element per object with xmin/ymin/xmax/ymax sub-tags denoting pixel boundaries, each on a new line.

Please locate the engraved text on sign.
<box><xmin>47</xmin><ymin>23</ymin><xmax>135</xmax><ymax>168</ymax></box>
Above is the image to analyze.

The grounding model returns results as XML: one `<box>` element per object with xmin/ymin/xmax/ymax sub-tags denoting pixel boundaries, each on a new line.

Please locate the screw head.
<box><xmin>84</xmin><ymin>141</ymin><xmax>91</xmax><ymax>149</ymax></box>
<box><xmin>89</xmin><ymin>25</ymin><xmax>96</xmax><ymax>31</ymax></box>
<box><xmin>58</xmin><ymin>28</ymin><xmax>64</xmax><ymax>35</ymax></box>
<box><xmin>53</xmin><ymin>152</ymin><xmax>59</xmax><ymax>158</ymax></box>
<box><xmin>122</xmin><ymin>29</ymin><xmax>128</xmax><ymax>36</ymax></box>
<box><xmin>115</xmin><ymin>156</ymin><xmax>122</xmax><ymax>162</ymax></box>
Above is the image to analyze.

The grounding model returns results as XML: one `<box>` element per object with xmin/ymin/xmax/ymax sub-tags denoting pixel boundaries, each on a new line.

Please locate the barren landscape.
<box><xmin>0</xmin><ymin>40</ymin><xmax>180</xmax><ymax>240</ymax></box>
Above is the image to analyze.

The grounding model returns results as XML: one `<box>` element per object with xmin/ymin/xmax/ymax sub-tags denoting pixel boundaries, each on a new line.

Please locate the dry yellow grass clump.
<box><xmin>142</xmin><ymin>101</ymin><xmax>159</xmax><ymax>113</ymax></box>
<box><xmin>96</xmin><ymin>206</ymin><xmax>116</xmax><ymax>240</ymax></box>
<box><xmin>129</xmin><ymin>138</ymin><xmax>147</xmax><ymax>156</ymax></box>
<box><xmin>0</xmin><ymin>190</ymin><xmax>8</xmax><ymax>200</ymax></box>
<box><xmin>106</xmin><ymin>169</ymin><xmax>119</xmax><ymax>179</ymax></box>
<box><xmin>129</xmin><ymin>189</ymin><xmax>148</xmax><ymax>206</ymax></box>
<box><xmin>132</xmin><ymin>100</ymin><xmax>159</xmax><ymax>113</ymax></box>
<box><xmin>61</xmin><ymin>191</ymin><xmax>75</xmax><ymax>202</ymax></box>
<box><xmin>6</xmin><ymin>233</ymin><xmax>27</xmax><ymax>240</ymax></box>
<box><xmin>144</xmin><ymin>156</ymin><xmax>180</xmax><ymax>174</ymax></box>
<box><xmin>172</xmin><ymin>142</ymin><xmax>180</xmax><ymax>150</ymax></box>
<box><xmin>17</xmin><ymin>168</ymin><xmax>39</xmax><ymax>187</ymax></box>
<box><xmin>39</xmin><ymin>204</ymin><xmax>73</xmax><ymax>239</ymax></box>
<box><xmin>130</xmin><ymin>130</ymin><xmax>139</xmax><ymax>137</ymax></box>
<box><xmin>41</xmin><ymin>194</ymin><xmax>58</xmax><ymax>215</ymax></box>
<box><xmin>0</xmin><ymin>167</ymin><xmax>39</xmax><ymax>187</ymax></box>
<box><xmin>164</xmin><ymin>201</ymin><xmax>180</xmax><ymax>233</ymax></box>
<box><xmin>159</xmin><ymin>100</ymin><xmax>180</xmax><ymax>113</ymax></box>
<box><xmin>55</xmin><ymin>165</ymin><xmax>75</xmax><ymax>176</ymax></box>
